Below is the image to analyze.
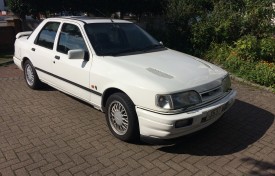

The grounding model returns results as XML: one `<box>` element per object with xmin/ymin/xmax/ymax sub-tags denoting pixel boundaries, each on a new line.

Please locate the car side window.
<box><xmin>35</xmin><ymin>22</ymin><xmax>60</xmax><ymax>49</ymax></box>
<box><xmin>57</xmin><ymin>23</ymin><xmax>88</xmax><ymax>55</ymax></box>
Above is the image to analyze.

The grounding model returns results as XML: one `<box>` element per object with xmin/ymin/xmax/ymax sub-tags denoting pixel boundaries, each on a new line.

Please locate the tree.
<box><xmin>7</xmin><ymin>0</ymin><xmax>29</xmax><ymax>19</ymax></box>
<box><xmin>165</xmin><ymin>0</ymin><xmax>275</xmax><ymax>56</ymax></box>
<box><xmin>191</xmin><ymin>0</ymin><xmax>244</xmax><ymax>55</ymax></box>
<box><xmin>165</xmin><ymin>0</ymin><xmax>212</xmax><ymax>53</ymax></box>
<box><xmin>7</xmin><ymin>0</ymin><xmax>166</xmax><ymax>20</ymax></box>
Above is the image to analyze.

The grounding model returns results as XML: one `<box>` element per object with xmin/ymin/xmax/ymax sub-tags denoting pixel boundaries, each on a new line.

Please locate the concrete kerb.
<box><xmin>230</xmin><ymin>74</ymin><xmax>275</xmax><ymax>94</ymax></box>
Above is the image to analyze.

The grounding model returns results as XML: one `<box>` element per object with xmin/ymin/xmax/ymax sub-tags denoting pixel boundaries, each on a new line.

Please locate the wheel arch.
<box><xmin>21</xmin><ymin>57</ymin><xmax>30</xmax><ymax>68</ymax></box>
<box><xmin>101</xmin><ymin>87</ymin><xmax>131</xmax><ymax>112</ymax></box>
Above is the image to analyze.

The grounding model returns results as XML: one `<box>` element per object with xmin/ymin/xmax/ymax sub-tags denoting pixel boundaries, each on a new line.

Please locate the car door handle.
<box><xmin>31</xmin><ymin>48</ymin><xmax>35</xmax><ymax>51</ymax></box>
<box><xmin>54</xmin><ymin>55</ymin><xmax>60</xmax><ymax>60</ymax></box>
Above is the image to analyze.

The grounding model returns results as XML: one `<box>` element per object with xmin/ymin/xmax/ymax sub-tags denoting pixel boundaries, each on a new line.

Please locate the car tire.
<box><xmin>105</xmin><ymin>92</ymin><xmax>140</xmax><ymax>142</ymax></box>
<box><xmin>23</xmin><ymin>60</ymin><xmax>41</xmax><ymax>89</ymax></box>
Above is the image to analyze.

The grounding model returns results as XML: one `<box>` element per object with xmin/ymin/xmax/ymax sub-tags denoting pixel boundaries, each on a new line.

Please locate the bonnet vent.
<box><xmin>146</xmin><ymin>68</ymin><xmax>174</xmax><ymax>79</ymax></box>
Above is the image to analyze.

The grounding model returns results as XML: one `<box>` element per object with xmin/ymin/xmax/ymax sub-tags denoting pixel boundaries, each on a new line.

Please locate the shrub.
<box><xmin>224</xmin><ymin>56</ymin><xmax>274</xmax><ymax>88</ymax></box>
<box><xmin>206</xmin><ymin>47</ymin><xmax>275</xmax><ymax>89</ymax></box>
<box><xmin>252</xmin><ymin>61</ymin><xmax>275</xmax><ymax>88</ymax></box>
<box><xmin>259</xmin><ymin>37</ymin><xmax>275</xmax><ymax>62</ymax></box>
<box><xmin>232</xmin><ymin>36</ymin><xmax>275</xmax><ymax>62</ymax></box>
<box><xmin>165</xmin><ymin>0</ymin><xmax>275</xmax><ymax>90</ymax></box>
<box><xmin>234</xmin><ymin>35</ymin><xmax>258</xmax><ymax>61</ymax></box>
<box><xmin>205</xmin><ymin>43</ymin><xmax>231</xmax><ymax>63</ymax></box>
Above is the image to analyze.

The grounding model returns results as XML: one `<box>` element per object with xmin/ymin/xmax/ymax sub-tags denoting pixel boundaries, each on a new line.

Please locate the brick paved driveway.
<box><xmin>0</xmin><ymin>64</ymin><xmax>274</xmax><ymax>176</ymax></box>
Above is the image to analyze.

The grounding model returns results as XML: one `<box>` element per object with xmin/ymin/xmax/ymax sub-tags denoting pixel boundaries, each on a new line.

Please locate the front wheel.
<box><xmin>24</xmin><ymin>60</ymin><xmax>41</xmax><ymax>89</ymax></box>
<box><xmin>105</xmin><ymin>93</ymin><xmax>140</xmax><ymax>142</ymax></box>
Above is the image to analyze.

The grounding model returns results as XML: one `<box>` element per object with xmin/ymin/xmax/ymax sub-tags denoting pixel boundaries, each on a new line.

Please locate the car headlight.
<box><xmin>222</xmin><ymin>74</ymin><xmax>231</xmax><ymax>92</ymax></box>
<box><xmin>156</xmin><ymin>91</ymin><xmax>202</xmax><ymax>110</ymax></box>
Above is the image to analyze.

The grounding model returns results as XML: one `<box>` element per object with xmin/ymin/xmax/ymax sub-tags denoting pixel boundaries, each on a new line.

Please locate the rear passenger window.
<box><xmin>57</xmin><ymin>23</ymin><xmax>88</xmax><ymax>54</ymax></box>
<box><xmin>35</xmin><ymin>22</ymin><xmax>60</xmax><ymax>49</ymax></box>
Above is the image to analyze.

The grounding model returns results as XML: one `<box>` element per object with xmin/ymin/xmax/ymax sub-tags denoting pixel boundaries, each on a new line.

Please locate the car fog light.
<box><xmin>175</xmin><ymin>118</ymin><xmax>193</xmax><ymax>128</ymax></box>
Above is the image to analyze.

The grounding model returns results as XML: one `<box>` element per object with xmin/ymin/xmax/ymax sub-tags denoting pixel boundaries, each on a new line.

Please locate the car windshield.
<box><xmin>84</xmin><ymin>23</ymin><xmax>165</xmax><ymax>56</ymax></box>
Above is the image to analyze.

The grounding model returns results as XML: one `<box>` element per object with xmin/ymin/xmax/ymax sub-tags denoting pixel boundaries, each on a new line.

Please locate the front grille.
<box><xmin>200</xmin><ymin>86</ymin><xmax>223</xmax><ymax>102</ymax></box>
<box><xmin>184</xmin><ymin>90</ymin><xmax>229</xmax><ymax>113</ymax></box>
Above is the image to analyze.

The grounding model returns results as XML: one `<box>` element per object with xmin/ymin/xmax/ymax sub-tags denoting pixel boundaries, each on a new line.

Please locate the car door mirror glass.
<box><xmin>68</xmin><ymin>49</ymin><xmax>85</xmax><ymax>60</ymax></box>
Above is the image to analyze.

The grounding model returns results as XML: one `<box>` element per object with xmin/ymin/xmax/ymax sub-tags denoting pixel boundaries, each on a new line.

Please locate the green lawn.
<box><xmin>0</xmin><ymin>52</ymin><xmax>13</xmax><ymax>65</ymax></box>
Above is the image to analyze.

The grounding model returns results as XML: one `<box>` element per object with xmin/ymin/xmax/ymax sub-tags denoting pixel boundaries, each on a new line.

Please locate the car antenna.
<box><xmin>92</xmin><ymin>8</ymin><xmax>113</xmax><ymax>22</ymax></box>
<box><xmin>95</xmin><ymin>9</ymin><xmax>105</xmax><ymax>16</ymax></box>
<box><xmin>110</xmin><ymin>15</ymin><xmax>114</xmax><ymax>23</ymax></box>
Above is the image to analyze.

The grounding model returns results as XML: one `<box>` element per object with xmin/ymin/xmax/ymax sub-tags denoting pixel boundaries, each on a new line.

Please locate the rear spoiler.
<box><xmin>16</xmin><ymin>31</ymin><xmax>32</xmax><ymax>39</ymax></box>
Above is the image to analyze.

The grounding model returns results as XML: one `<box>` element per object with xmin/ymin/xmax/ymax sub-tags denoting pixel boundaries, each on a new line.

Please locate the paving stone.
<box><xmin>0</xmin><ymin>64</ymin><xmax>274</xmax><ymax>176</ymax></box>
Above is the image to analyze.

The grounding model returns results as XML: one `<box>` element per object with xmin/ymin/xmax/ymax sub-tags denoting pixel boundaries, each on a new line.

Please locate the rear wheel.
<box><xmin>24</xmin><ymin>60</ymin><xmax>41</xmax><ymax>89</ymax></box>
<box><xmin>105</xmin><ymin>92</ymin><xmax>139</xmax><ymax>142</ymax></box>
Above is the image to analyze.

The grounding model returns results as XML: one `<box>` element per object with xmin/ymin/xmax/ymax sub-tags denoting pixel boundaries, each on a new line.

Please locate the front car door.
<box><xmin>51</xmin><ymin>22</ymin><xmax>92</xmax><ymax>102</ymax></box>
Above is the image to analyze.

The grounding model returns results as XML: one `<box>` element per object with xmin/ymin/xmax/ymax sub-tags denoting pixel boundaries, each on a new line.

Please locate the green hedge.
<box><xmin>206</xmin><ymin>43</ymin><xmax>275</xmax><ymax>90</ymax></box>
<box><xmin>161</xmin><ymin>0</ymin><xmax>275</xmax><ymax>91</ymax></box>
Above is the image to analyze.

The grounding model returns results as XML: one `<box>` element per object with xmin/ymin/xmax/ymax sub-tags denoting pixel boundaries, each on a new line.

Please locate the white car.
<box><xmin>13</xmin><ymin>17</ymin><xmax>236</xmax><ymax>142</ymax></box>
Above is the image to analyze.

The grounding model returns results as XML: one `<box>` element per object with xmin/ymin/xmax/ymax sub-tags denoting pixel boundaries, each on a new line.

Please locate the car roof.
<box><xmin>49</xmin><ymin>16</ymin><xmax>132</xmax><ymax>24</ymax></box>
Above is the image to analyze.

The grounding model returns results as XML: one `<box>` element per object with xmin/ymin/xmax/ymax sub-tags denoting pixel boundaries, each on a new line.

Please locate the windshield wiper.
<box><xmin>110</xmin><ymin>48</ymin><xmax>139</xmax><ymax>56</ymax></box>
<box><xmin>140</xmin><ymin>44</ymin><xmax>165</xmax><ymax>52</ymax></box>
<box><xmin>103</xmin><ymin>44</ymin><xmax>165</xmax><ymax>56</ymax></box>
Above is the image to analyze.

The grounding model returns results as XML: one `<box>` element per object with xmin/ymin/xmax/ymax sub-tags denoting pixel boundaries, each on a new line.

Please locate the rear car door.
<box><xmin>30</xmin><ymin>21</ymin><xmax>61</xmax><ymax>83</ymax></box>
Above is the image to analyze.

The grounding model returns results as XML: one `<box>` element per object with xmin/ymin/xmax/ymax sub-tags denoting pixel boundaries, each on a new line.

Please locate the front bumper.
<box><xmin>136</xmin><ymin>90</ymin><xmax>236</xmax><ymax>139</ymax></box>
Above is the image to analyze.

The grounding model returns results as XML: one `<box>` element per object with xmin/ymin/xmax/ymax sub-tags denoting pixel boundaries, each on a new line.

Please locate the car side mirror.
<box><xmin>68</xmin><ymin>49</ymin><xmax>85</xmax><ymax>60</ymax></box>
